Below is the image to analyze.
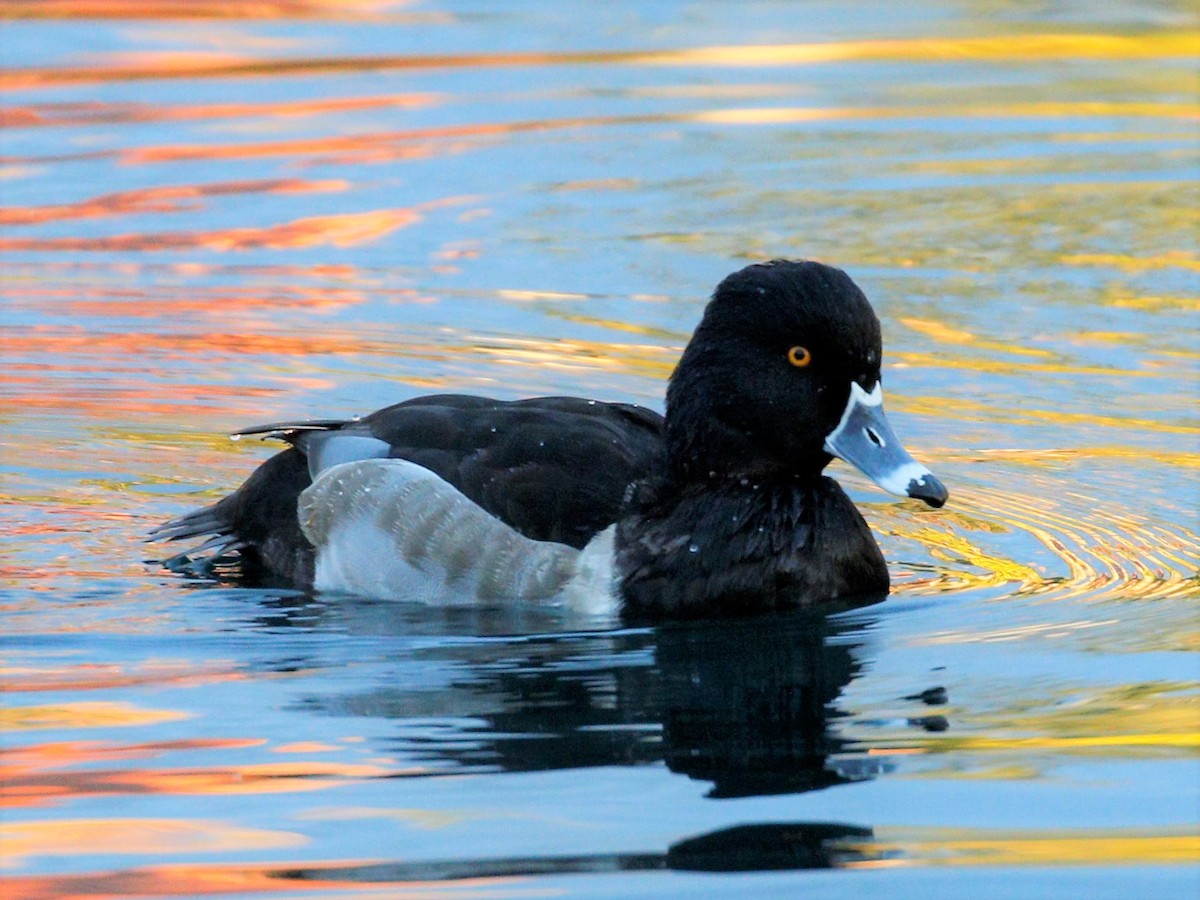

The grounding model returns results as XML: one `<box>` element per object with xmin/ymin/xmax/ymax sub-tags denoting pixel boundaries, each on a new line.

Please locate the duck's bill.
<box><xmin>823</xmin><ymin>382</ymin><xmax>948</xmax><ymax>508</ymax></box>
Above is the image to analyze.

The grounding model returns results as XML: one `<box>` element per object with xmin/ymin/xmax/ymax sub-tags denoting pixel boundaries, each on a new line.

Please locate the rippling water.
<box><xmin>2</xmin><ymin>2</ymin><xmax>1198</xmax><ymax>897</ymax></box>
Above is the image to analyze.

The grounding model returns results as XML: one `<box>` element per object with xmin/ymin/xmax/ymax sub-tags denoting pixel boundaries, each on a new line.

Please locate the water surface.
<box><xmin>2</xmin><ymin>1</ymin><xmax>1198</xmax><ymax>897</ymax></box>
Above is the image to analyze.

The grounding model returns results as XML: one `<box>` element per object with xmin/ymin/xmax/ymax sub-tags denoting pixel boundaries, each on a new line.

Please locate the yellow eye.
<box><xmin>787</xmin><ymin>345</ymin><xmax>812</xmax><ymax>367</ymax></box>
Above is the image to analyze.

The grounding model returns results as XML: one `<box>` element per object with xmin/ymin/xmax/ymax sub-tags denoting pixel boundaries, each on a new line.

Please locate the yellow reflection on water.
<box><xmin>0</xmin><ymin>702</ymin><xmax>190</xmax><ymax>731</ymax></box>
<box><xmin>895</xmin><ymin>394</ymin><xmax>1200</xmax><ymax>435</ymax></box>
<box><xmin>1063</xmin><ymin>251</ymin><xmax>1200</xmax><ymax>272</ymax></box>
<box><xmin>845</xmin><ymin>826</ymin><xmax>1199</xmax><ymax>868</ymax></box>
<box><xmin>852</xmin><ymin>682</ymin><xmax>1199</xmax><ymax>759</ymax></box>
<box><xmin>298</xmin><ymin>805</ymin><xmax>471</xmax><ymax>829</ymax></box>
<box><xmin>877</xmin><ymin>476</ymin><xmax>1200</xmax><ymax>604</ymax></box>
<box><xmin>693</xmin><ymin>101</ymin><xmax>1200</xmax><ymax>126</ymax></box>
<box><xmin>642</xmin><ymin>33</ymin><xmax>1200</xmax><ymax>67</ymax></box>
<box><xmin>6</xmin><ymin>30</ymin><xmax>1196</xmax><ymax>90</ymax></box>
<box><xmin>470</xmin><ymin>335</ymin><xmax>677</xmax><ymax>380</ymax></box>
<box><xmin>899</xmin><ymin>318</ymin><xmax>1055</xmax><ymax>358</ymax></box>
<box><xmin>1104</xmin><ymin>295</ymin><xmax>1200</xmax><ymax>312</ymax></box>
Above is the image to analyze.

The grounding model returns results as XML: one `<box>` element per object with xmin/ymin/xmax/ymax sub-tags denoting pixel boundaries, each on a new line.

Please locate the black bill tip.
<box><xmin>907</xmin><ymin>473</ymin><xmax>948</xmax><ymax>509</ymax></box>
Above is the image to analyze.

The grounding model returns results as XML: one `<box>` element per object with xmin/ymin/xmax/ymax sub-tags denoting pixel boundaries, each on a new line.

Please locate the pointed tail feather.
<box><xmin>148</xmin><ymin>448</ymin><xmax>316</xmax><ymax>585</ymax></box>
<box><xmin>231</xmin><ymin>419</ymin><xmax>350</xmax><ymax>444</ymax></box>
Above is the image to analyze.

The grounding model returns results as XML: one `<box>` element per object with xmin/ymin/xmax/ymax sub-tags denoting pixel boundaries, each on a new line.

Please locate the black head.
<box><xmin>665</xmin><ymin>260</ymin><xmax>882</xmax><ymax>483</ymax></box>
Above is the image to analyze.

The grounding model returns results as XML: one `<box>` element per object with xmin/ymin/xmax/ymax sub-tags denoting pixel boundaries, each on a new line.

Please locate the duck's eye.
<box><xmin>787</xmin><ymin>345</ymin><xmax>812</xmax><ymax>368</ymax></box>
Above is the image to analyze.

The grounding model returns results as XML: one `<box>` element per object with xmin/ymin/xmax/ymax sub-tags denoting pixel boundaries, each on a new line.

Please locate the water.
<box><xmin>2</xmin><ymin>1</ymin><xmax>1198</xmax><ymax>896</ymax></box>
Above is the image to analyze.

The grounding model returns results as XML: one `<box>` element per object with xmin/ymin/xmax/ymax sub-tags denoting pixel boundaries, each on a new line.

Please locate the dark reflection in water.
<box><xmin>657</xmin><ymin>611</ymin><xmax>874</xmax><ymax>799</ymax></box>
<box><xmin>273</xmin><ymin>822</ymin><xmax>877</xmax><ymax>885</ymax></box>
<box><xmin>286</xmin><ymin>604</ymin><xmax>884</xmax><ymax>790</ymax></box>
<box><xmin>250</xmin><ymin>597</ymin><xmax>907</xmax><ymax>874</ymax></box>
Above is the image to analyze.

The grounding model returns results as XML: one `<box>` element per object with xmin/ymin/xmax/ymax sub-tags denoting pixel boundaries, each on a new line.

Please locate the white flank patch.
<box><xmin>299</xmin><ymin>459</ymin><xmax>618</xmax><ymax>615</ymax></box>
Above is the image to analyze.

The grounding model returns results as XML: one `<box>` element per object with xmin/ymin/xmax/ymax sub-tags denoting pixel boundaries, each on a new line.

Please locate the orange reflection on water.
<box><xmin>3</xmin><ymin>759</ymin><xmax>406</xmax><ymax>809</ymax></box>
<box><xmin>0</xmin><ymin>738</ymin><xmax>265</xmax><ymax>773</ymax></box>
<box><xmin>0</xmin><ymin>207</ymin><xmax>421</xmax><ymax>253</ymax></box>
<box><xmin>0</xmin><ymin>179</ymin><xmax>347</xmax><ymax>226</ymax></box>
<box><xmin>274</xmin><ymin>742</ymin><xmax>343</xmax><ymax>753</ymax></box>
<box><xmin>8</xmin><ymin>329</ymin><xmax>682</xmax><ymax>407</ymax></box>
<box><xmin>7</xmin><ymin>92</ymin><xmax>439</xmax><ymax>129</ymax></box>
<box><xmin>5</xmin><ymin>101</ymin><xmax>1160</xmax><ymax>172</ymax></box>
<box><xmin>0</xmin><ymin>817</ymin><xmax>306</xmax><ymax>869</ymax></box>
<box><xmin>117</xmin><ymin>120</ymin><xmax>606</xmax><ymax>166</ymax></box>
<box><xmin>0</xmin><ymin>861</ymin><xmax>533</xmax><ymax>900</ymax></box>
<box><xmin>20</xmin><ymin>285</ymin><xmax>368</xmax><ymax>318</ymax></box>
<box><xmin>3</xmin><ymin>0</ymin><xmax>425</xmax><ymax>20</ymax></box>
<box><xmin>12</xmin><ymin>330</ymin><xmax>394</xmax><ymax>359</ymax></box>
<box><xmin>1</xmin><ymin>377</ymin><xmax>283</xmax><ymax>418</ymax></box>
<box><xmin>5</xmin><ymin>260</ymin><xmax>365</xmax><ymax>281</ymax></box>
<box><xmin>5</xmin><ymin>31</ymin><xmax>1195</xmax><ymax>91</ymax></box>
<box><xmin>0</xmin><ymin>660</ymin><xmax>248</xmax><ymax>693</ymax></box>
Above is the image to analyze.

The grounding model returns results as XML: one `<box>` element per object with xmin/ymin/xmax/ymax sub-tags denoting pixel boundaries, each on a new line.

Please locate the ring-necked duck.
<box><xmin>152</xmin><ymin>260</ymin><xmax>946</xmax><ymax>619</ymax></box>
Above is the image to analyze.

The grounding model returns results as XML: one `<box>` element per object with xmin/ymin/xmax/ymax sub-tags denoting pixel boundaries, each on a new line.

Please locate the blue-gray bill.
<box><xmin>823</xmin><ymin>382</ymin><xmax>948</xmax><ymax>509</ymax></box>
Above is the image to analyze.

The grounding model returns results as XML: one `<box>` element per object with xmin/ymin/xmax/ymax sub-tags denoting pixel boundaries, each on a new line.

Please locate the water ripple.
<box><xmin>879</xmin><ymin>473</ymin><xmax>1199</xmax><ymax>603</ymax></box>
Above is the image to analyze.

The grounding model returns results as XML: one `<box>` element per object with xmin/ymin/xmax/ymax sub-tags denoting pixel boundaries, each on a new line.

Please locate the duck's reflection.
<box><xmin>262</xmin><ymin>593</ymin><xmax>890</xmax><ymax>795</ymax></box>
<box><xmin>256</xmin><ymin>593</ymin><xmax>891</xmax><ymax>873</ymax></box>
<box><xmin>656</xmin><ymin>609</ymin><xmax>878</xmax><ymax>798</ymax></box>
<box><xmin>270</xmin><ymin>821</ymin><xmax>879</xmax><ymax>885</ymax></box>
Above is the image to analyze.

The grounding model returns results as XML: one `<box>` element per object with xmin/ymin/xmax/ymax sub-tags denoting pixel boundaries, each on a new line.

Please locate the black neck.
<box><xmin>615</xmin><ymin>476</ymin><xmax>888</xmax><ymax>620</ymax></box>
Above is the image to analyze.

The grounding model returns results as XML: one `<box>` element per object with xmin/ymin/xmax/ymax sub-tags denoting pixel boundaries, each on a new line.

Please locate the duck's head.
<box><xmin>665</xmin><ymin>259</ymin><xmax>947</xmax><ymax>507</ymax></box>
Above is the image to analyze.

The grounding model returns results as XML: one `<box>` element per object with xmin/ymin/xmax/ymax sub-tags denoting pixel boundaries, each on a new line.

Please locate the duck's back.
<box><xmin>360</xmin><ymin>396</ymin><xmax>665</xmax><ymax>547</ymax></box>
<box><xmin>158</xmin><ymin>395</ymin><xmax>665</xmax><ymax>584</ymax></box>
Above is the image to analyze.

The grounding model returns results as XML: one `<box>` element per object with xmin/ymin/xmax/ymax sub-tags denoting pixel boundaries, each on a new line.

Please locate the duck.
<box><xmin>151</xmin><ymin>259</ymin><xmax>947</xmax><ymax>619</ymax></box>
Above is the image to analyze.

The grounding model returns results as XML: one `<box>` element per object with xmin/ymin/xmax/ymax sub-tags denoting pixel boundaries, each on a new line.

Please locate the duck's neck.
<box><xmin>663</xmin><ymin>405</ymin><xmax>833</xmax><ymax>486</ymax></box>
<box><xmin>614</xmin><ymin>473</ymin><xmax>888</xmax><ymax>620</ymax></box>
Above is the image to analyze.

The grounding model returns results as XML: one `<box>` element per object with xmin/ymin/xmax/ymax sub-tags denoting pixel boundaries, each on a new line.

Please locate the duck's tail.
<box><xmin>230</xmin><ymin>418</ymin><xmax>348</xmax><ymax>443</ymax></box>
<box><xmin>148</xmin><ymin>497</ymin><xmax>248</xmax><ymax>577</ymax></box>
<box><xmin>148</xmin><ymin>426</ymin><xmax>336</xmax><ymax>583</ymax></box>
